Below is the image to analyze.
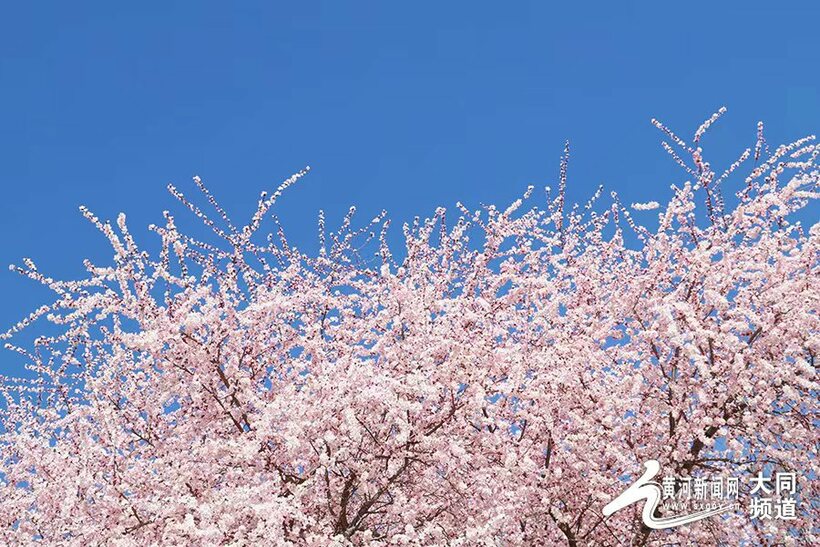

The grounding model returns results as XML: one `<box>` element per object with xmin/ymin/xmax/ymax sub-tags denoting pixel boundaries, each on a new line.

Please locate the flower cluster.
<box><xmin>0</xmin><ymin>110</ymin><xmax>817</xmax><ymax>545</ymax></box>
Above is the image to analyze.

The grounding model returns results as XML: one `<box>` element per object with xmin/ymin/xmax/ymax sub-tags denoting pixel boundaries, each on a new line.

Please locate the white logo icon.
<box><xmin>603</xmin><ymin>460</ymin><xmax>733</xmax><ymax>529</ymax></box>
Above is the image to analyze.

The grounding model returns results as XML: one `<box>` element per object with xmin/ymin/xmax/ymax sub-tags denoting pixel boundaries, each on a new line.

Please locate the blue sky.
<box><xmin>0</xmin><ymin>2</ymin><xmax>818</xmax><ymax>368</ymax></box>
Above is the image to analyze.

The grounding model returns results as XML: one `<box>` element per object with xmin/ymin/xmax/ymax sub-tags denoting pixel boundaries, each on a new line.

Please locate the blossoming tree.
<box><xmin>0</xmin><ymin>110</ymin><xmax>817</xmax><ymax>545</ymax></box>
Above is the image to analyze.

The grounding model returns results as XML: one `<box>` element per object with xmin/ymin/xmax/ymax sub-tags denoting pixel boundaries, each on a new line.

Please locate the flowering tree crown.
<box><xmin>1</xmin><ymin>110</ymin><xmax>817</xmax><ymax>545</ymax></box>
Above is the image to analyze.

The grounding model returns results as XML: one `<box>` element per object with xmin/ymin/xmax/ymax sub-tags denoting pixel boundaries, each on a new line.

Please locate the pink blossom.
<box><xmin>0</xmin><ymin>112</ymin><xmax>817</xmax><ymax>545</ymax></box>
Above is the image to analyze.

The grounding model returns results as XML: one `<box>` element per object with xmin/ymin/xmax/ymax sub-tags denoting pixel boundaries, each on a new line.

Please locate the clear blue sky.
<box><xmin>0</xmin><ymin>2</ymin><xmax>817</xmax><ymax>366</ymax></box>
